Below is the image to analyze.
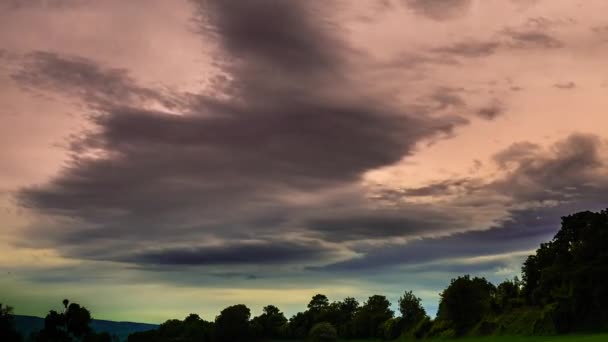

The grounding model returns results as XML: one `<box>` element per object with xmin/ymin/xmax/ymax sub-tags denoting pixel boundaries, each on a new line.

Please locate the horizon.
<box><xmin>2</xmin><ymin>0</ymin><xmax>608</xmax><ymax>325</ymax></box>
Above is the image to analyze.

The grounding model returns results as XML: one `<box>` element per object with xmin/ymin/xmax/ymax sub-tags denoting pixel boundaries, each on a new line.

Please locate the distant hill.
<box><xmin>14</xmin><ymin>315</ymin><xmax>158</xmax><ymax>341</ymax></box>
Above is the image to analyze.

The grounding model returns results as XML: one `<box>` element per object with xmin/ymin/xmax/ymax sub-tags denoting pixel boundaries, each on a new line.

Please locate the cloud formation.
<box><xmin>14</xmin><ymin>0</ymin><xmax>468</xmax><ymax>266</ymax></box>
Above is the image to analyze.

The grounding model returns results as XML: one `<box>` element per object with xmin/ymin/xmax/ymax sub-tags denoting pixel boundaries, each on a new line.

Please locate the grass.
<box><xmin>271</xmin><ymin>335</ymin><xmax>608</xmax><ymax>342</ymax></box>
<box><xmin>425</xmin><ymin>335</ymin><xmax>608</xmax><ymax>341</ymax></box>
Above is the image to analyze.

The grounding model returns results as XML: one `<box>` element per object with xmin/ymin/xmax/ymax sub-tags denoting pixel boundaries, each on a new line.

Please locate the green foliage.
<box><xmin>411</xmin><ymin>316</ymin><xmax>433</xmax><ymax>340</ymax></box>
<box><xmin>308</xmin><ymin>322</ymin><xmax>337</xmax><ymax>342</ymax></box>
<box><xmin>522</xmin><ymin>210</ymin><xmax>608</xmax><ymax>332</ymax></box>
<box><xmin>437</xmin><ymin>275</ymin><xmax>496</xmax><ymax>334</ymax></box>
<box><xmin>353</xmin><ymin>295</ymin><xmax>394</xmax><ymax>338</ymax></box>
<box><xmin>398</xmin><ymin>290</ymin><xmax>427</xmax><ymax>329</ymax></box>
<box><xmin>382</xmin><ymin>317</ymin><xmax>403</xmax><ymax>340</ymax></box>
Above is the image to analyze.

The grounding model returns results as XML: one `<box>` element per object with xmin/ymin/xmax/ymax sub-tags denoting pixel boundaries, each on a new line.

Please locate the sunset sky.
<box><xmin>2</xmin><ymin>0</ymin><xmax>608</xmax><ymax>323</ymax></box>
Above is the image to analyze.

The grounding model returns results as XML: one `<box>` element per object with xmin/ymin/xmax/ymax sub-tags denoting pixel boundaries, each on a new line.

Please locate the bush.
<box><xmin>412</xmin><ymin>317</ymin><xmax>433</xmax><ymax>340</ymax></box>
<box><xmin>382</xmin><ymin>317</ymin><xmax>403</xmax><ymax>340</ymax></box>
<box><xmin>427</xmin><ymin>319</ymin><xmax>454</xmax><ymax>338</ymax></box>
<box><xmin>308</xmin><ymin>322</ymin><xmax>338</xmax><ymax>342</ymax></box>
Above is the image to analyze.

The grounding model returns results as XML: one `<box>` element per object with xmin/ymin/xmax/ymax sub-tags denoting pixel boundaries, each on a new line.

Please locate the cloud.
<box><xmin>553</xmin><ymin>81</ymin><xmax>576</xmax><ymax>89</ymax></box>
<box><xmin>12</xmin><ymin>51</ymin><xmax>175</xmax><ymax>109</ymax></box>
<box><xmin>121</xmin><ymin>241</ymin><xmax>339</xmax><ymax>266</ymax></box>
<box><xmin>501</xmin><ymin>28</ymin><xmax>563</xmax><ymax>49</ymax></box>
<box><xmin>432</xmin><ymin>41</ymin><xmax>501</xmax><ymax>58</ymax></box>
<box><xmin>14</xmin><ymin>0</ymin><xmax>468</xmax><ymax>265</ymax></box>
<box><xmin>324</xmin><ymin>134</ymin><xmax>608</xmax><ymax>270</ymax></box>
<box><xmin>476</xmin><ymin>101</ymin><xmax>505</xmax><ymax>120</ymax></box>
<box><xmin>404</xmin><ymin>0</ymin><xmax>472</xmax><ymax>21</ymax></box>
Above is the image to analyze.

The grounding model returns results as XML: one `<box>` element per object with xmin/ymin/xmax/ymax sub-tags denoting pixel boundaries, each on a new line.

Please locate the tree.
<box><xmin>215</xmin><ymin>304</ymin><xmax>251</xmax><ymax>342</ymax></box>
<box><xmin>251</xmin><ymin>305</ymin><xmax>287</xmax><ymax>339</ymax></box>
<box><xmin>521</xmin><ymin>209</ymin><xmax>608</xmax><ymax>331</ymax></box>
<box><xmin>494</xmin><ymin>278</ymin><xmax>521</xmax><ymax>312</ymax></box>
<box><xmin>308</xmin><ymin>322</ymin><xmax>337</xmax><ymax>342</ymax></box>
<box><xmin>437</xmin><ymin>275</ymin><xmax>496</xmax><ymax>334</ymax></box>
<box><xmin>353</xmin><ymin>295</ymin><xmax>394</xmax><ymax>338</ymax></box>
<box><xmin>34</xmin><ymin>299</ymin><xmax>108</xmax><ymax>342</ymax></box>
<box><xmin>307</xmin><ymin>294</ymin><xmax>330</xmax><ymax>312</ymax></box>
<box><xmin>0</xmin><ymin>304</ymin><xmax>22</xmax><ymax>342</ymax></box>
<box><xmin>398</xmin><ymin>290</ymin><xmax>426</xmax><ymax>327</ymax></box>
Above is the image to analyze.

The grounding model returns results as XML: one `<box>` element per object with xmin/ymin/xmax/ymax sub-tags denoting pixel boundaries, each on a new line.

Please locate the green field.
<box><xmin>420</xmin><ymin>335</ymin><xmax>608</xmax><ymax>342</ymax></box>
<box><xmin>277</xmin><ymin>336</ymin><xmax>608</xmax><ymax>342</ymax></box>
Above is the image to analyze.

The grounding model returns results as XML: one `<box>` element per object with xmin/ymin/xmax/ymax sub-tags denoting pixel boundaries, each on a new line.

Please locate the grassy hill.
<box><xmin>14</xmin><ymin>314</ymin><xmax>157</xmax><ymax>341</ymax></box>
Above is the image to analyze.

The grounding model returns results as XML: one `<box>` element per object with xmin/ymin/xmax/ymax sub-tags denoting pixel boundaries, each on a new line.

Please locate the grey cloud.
<box><xmin>432</xmin><ymin>41</ymin><xmax>501</xmax><ymax>58</ymax></box>
<box><xmin>554</xmin><ymin>81</ymin><xmax>576</xmax><ymax>89</ymax></box>
<box><xmin>12</xmin><ymin>51</ymin><xmax>175</xmax><ymax>109</ymax></box>
<box><xmin>395</xmin><ymin>178</ymin><xmax>479</xmax><ymax>197</ymax></box>
<box><xmin>491</xmin><ymin>133</ymin><xmax>604</xmax><ymax>201</ymax></box>
<box><xmin>308</xmin><ymin>207</ymin><xmax>472</xmax><ymax>242</ymax></box>
<box><xmin>404</xmin><ymin>0</ymin><xmax>472</xmax><ymax>21</ymax></box>
<box><xmin>476</xmin><ymin>101</ymin><xmax>505</xmax><ymax>120</ymax></box>
<box><xmin>501</xmin><ymin>28</ymin><xmax>563</xmax><ymax>49</ymax></box>
<box><xmin>121</xmin><ymin>241</ymin><xmax>337</xmax><ymax>266</ymax></box>
<box><xmin>15</xmin><ymin>0</ymin><xmax>469</xmax><ymax>264</ymax></box>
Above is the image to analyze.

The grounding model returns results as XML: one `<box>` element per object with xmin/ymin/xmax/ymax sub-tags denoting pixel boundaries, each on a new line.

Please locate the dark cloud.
<box><xmin>404</xmin><ymin>0</ymin><xmax>472</xmax><ymax>21</ymax></box>
<box><xmin>501</xmin><ymin>28</ymin><xmax>563</xmax><ymax>49</ymax></box>
<box><xmin>491</xmin><ymin>134</ymin><xmax>604</xmax><ymax>201</ymax></box>
<box><xmin>308</xmin><ymin>207</ymin><xmax>473</xmax><ymax>242</ymax></box>
<box><xmin>426</xmin><ymin>87</ymin><xmax>467</xmax><ymax>110</ymax></box>
<box><xmin>12</xmin><ymin>51</ymin><xmax>174</xmax><ymax>109</ymax></box>
<box><xmin>553</xmin><ymin>81</ymin><xmax>576</xmax><ymax>89</ymax></box>
<box><xmin>432</xmin><ymin>41</ymin><xmax>501</xmax><ymax>58</ymax></box>
<box><xmin>395</xmin><ymin>178</ymin><xmax>478</xmax><ymax>197</ymax></box>
<box><xmin>195</xmin><ymin>0</ymin><xmax>340</xmax><ymax>74</ymax></box>
<box><xmin>122</xmin><ymin>241</ymin><xmax>337</xmax><ymax>266</ymax></box>
<box><xmin>319</xmin><ymin>217</ymin><xmax>552</xmax><ymax>272</ymax></box>
<box><xmin>14</xmin><ymin>0</ymin><xmax>468</xmax><ymax>264</ymax></box>
<box><xmin>476</xmin><ymin>101</ymin><xmax>505</xmax><ymax>120</ymax></box>
<box><xmin>320</xmin><ymin>134</ymin><xmax>608</xmax><ymax>270</ymax></box>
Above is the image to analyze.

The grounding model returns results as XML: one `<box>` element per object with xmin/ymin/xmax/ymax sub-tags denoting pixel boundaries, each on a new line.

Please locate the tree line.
<box><xmin>2</xmin><ymin>209</ymin><xmax>607</xmax><ymax>341</ymax></box>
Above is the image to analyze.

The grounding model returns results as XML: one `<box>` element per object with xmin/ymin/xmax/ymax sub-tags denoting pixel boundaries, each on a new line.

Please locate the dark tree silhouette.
<box><xmin>437</xmin><ymin>275</ymin><xmax>496</xmax><ymax>334</ymax></box>
<box><xmin>353</xmin><ymin>295</ymin><xmax>393</xmax><ymax>338</ymax></box>
<box><xmin>251</xmin><ymin>305</ymin><xmax>287</xmax><ymax>339</ymax></box>
<box><xmin>307</xmin><ymin>294</ymin><xmax>330</xmax><ymax>313</ymax></box>
<box><xmin>398</xmin><ymin>290</ymin><xmax>427</xmax><ymax>327</ymax></box>
<box><xmin>522</xmin><ymin>209</ymin><xmax>608</xmax><ymax>332</ymax></box>
<box><xmin>214</xmin><ymin>304</ymin><xmax>251</xmax><ymax>342</ymax></box>
<box><xmin>34</xmin><ymin>299</ymin><xmax>110</xmax><ymax>342</ymax></box>
<box><xmin>0</xmin><ymin>303</ymin><xmax>23</xmax><ymax>342</ymax></box>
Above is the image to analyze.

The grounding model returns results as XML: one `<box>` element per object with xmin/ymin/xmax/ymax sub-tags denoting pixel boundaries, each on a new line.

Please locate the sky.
<box><xmin>1</xmin><ymin>0</ymin><xmax>608</xmax><ymax>324</ymax></box>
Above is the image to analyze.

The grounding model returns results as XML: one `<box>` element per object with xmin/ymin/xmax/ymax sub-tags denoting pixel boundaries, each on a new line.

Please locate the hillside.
<box><xmin>14</xmin><ymin>315</ymin><xmax>157</xmax><ymax>341</ymax></box>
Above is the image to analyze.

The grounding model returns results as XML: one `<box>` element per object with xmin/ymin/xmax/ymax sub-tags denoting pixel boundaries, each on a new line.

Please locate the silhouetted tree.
<box><xmin>353</xmin><ymin>295</ymin><xmax>393</xmax><ymax>338</ymax></box>
<box><xmin>437</xmin><ymin>275</ymin><xmax>496</xmax><ymax>334</ymax></box>
<box><xmin>521</xmin><ymin>209</ymin><xmax>608</xmax><ymax>331</ymax></box>
<box><xmin>251</xmin><ymin>305</ymin><xmax>287</xmax><ymax>339</ymax></box>
<box><xmin>214</xmin><ymin>304</ymin><xmax>251</xmax><ymax>342</ymax></box>
<box><xmin>307</xmin><ymin>294</ymin><xmax>329</xmax><ymax>313</ymax></box>
<box><xmin>494</xmin><ymin>277</ymin><xmax>522</xmax><ymax>312</ymax></box>
<box><xmin>34</xmin><ymin>299</ymin><xmax>110</xmax><ymax>342</ymax></box>
<box><xmin>398</xmin><ymin>290</ymin><xmax>427</xmax><ymax>328</ymax></box>
<box><xmin>0</xmin><ymin>304</ymin><xmax>22</xmax><ymax>342</ymax></box>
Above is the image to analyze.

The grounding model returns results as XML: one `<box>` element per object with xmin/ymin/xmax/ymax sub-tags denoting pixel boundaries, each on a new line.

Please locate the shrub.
<box><xmin>308</xmin><ymin>322</ymin><xmax>338</xmax><ymax>342</ymax></box>
<box><xmin>382</xmin><ymin>317</ymin><xmax>403</xmax><ymax>340</ymax></box>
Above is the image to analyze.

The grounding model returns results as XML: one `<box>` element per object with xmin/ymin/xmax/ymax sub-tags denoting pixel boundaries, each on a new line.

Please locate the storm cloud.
<box><xmin>14</xmin><ymin>0</ymin><xmax>467</xmax><ymax>265</ymax></box>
